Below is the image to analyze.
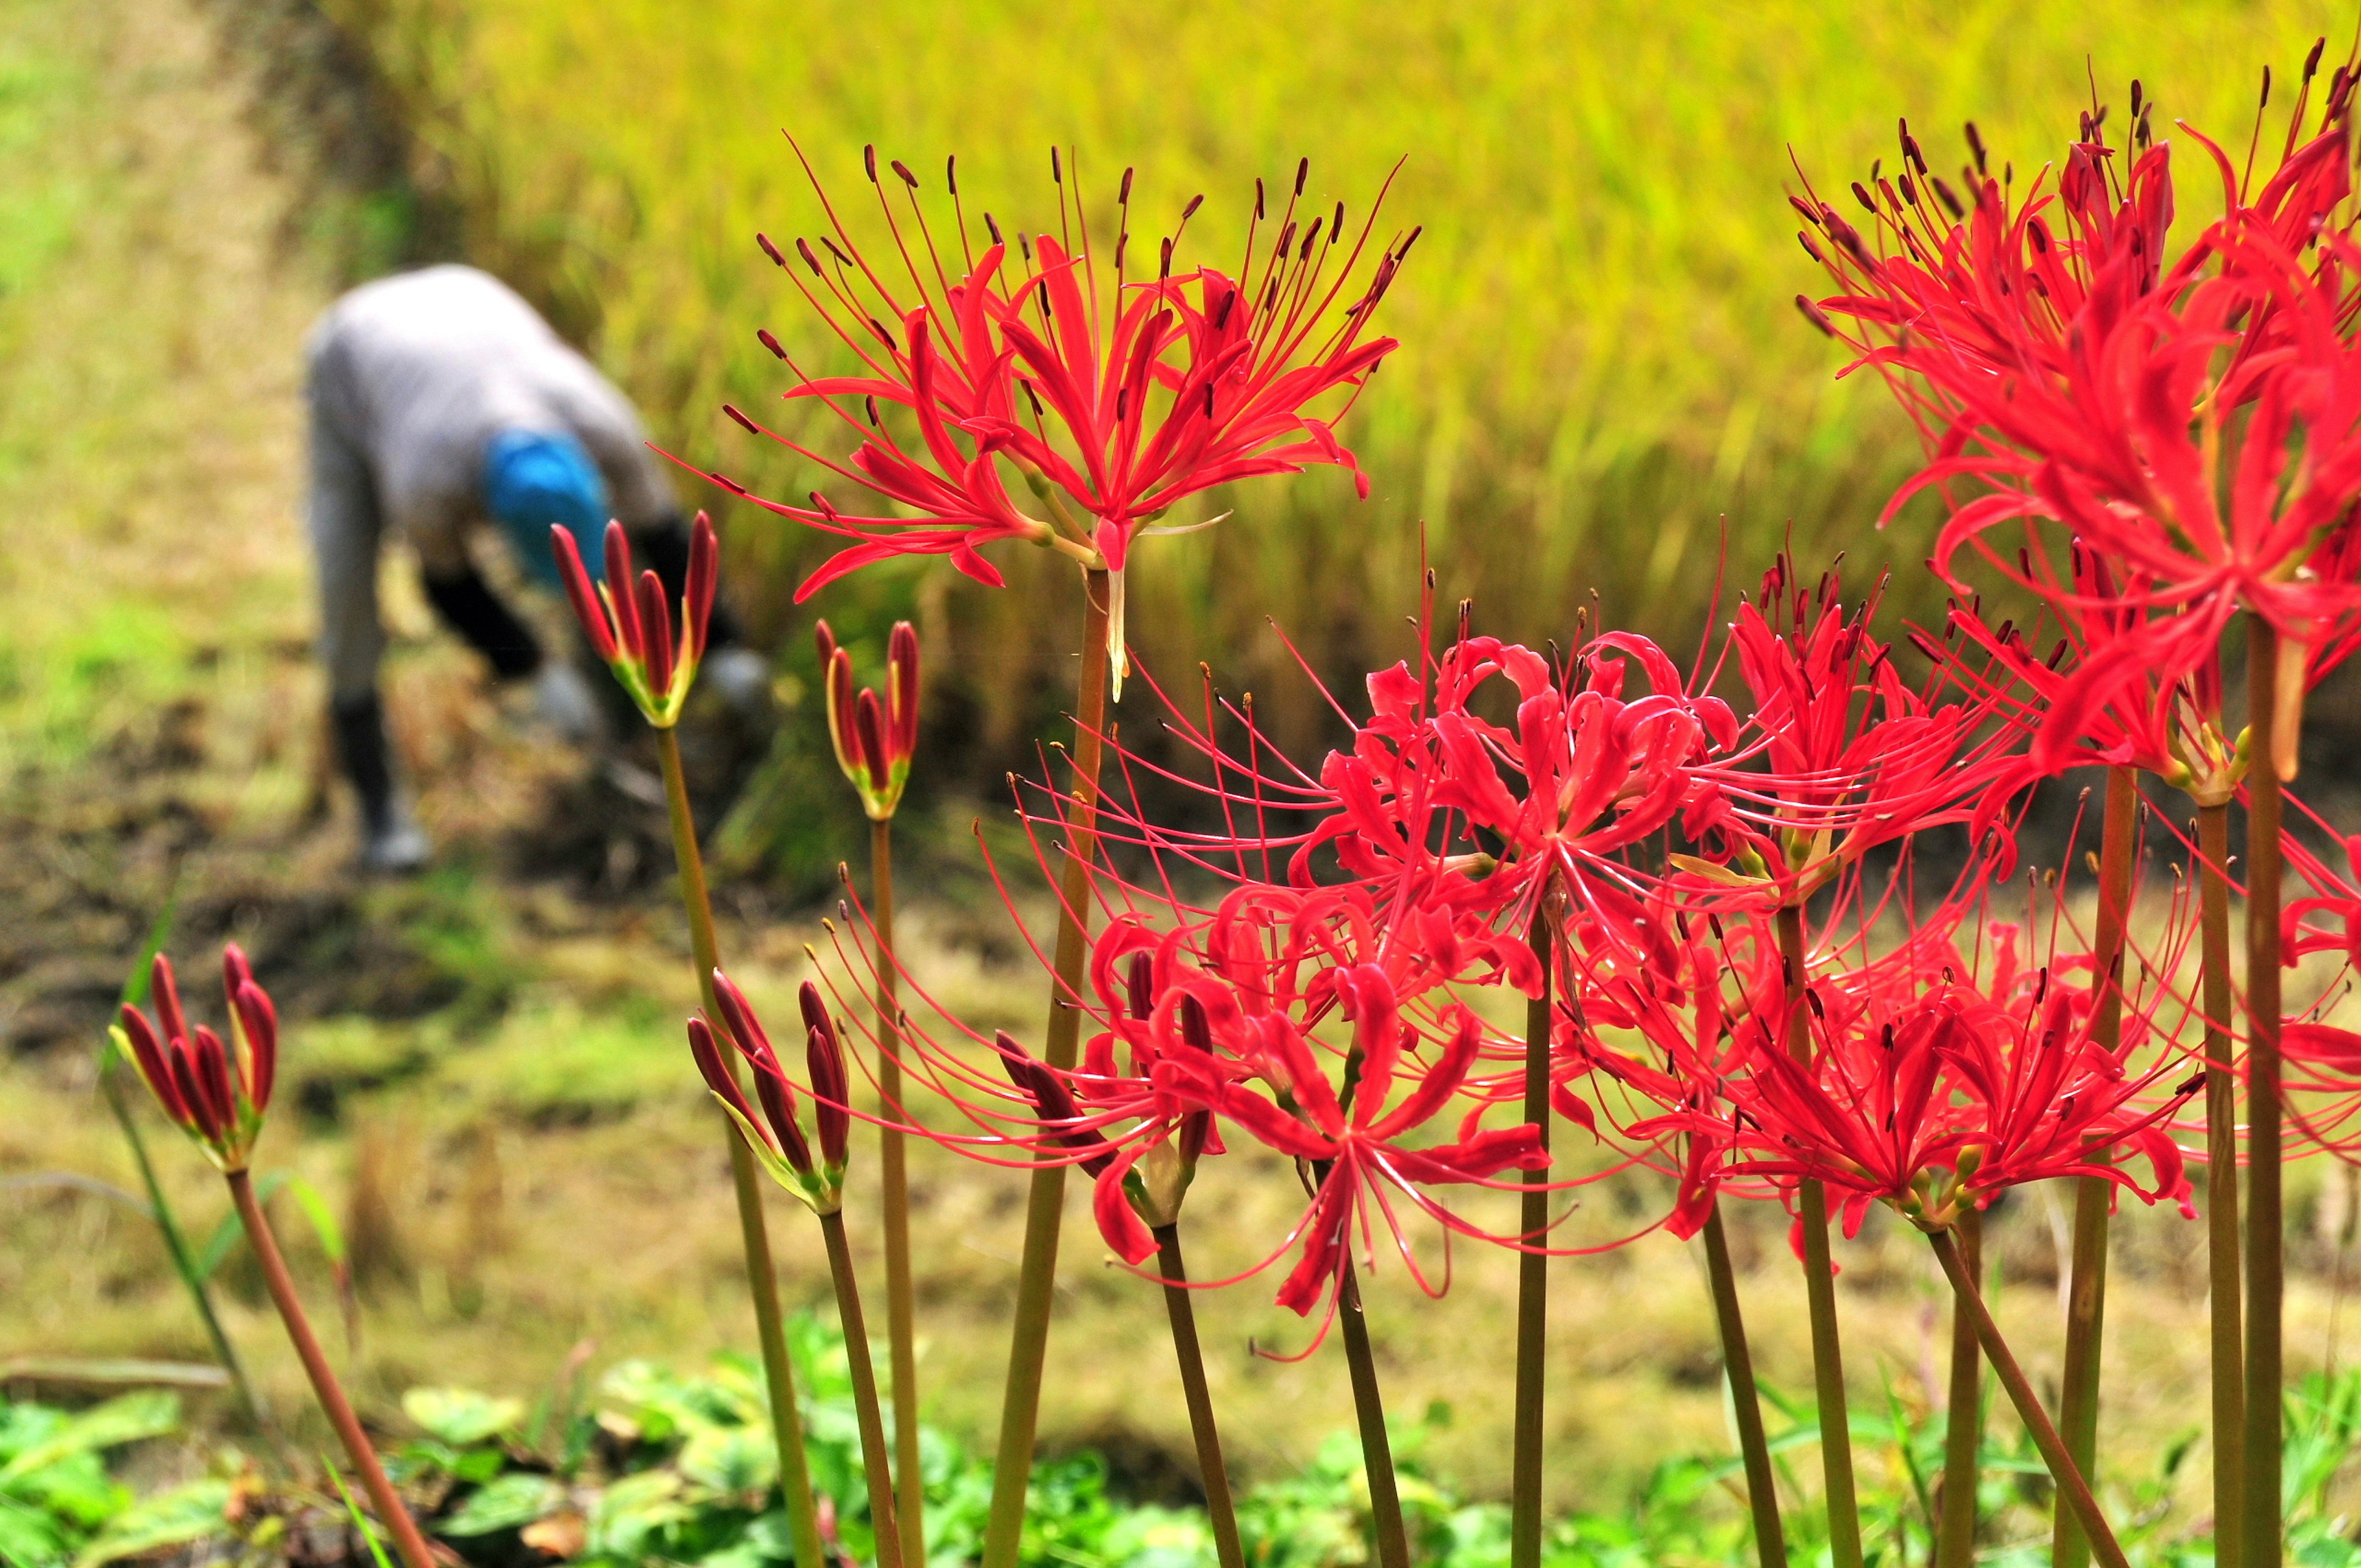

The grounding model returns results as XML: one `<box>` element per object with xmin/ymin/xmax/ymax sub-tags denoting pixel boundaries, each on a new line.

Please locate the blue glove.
<box><xmin>483</xmin><ymin>428</ymin><xmax>609</xmax><ymax>588</ymax></box>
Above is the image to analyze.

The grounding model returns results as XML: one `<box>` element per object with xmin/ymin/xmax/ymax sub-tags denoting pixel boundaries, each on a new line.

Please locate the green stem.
<box><xmin>1701</xmin><ymin>1197</ymin><xmax>1788</xmax><ymax>1568</ymax></box>
<box><xmin>981</xmin><ymin>568</ymin><xmax>1113</xmax><ymax>1568</ymax></box>
<box><xmin>1339</xmin><ymin>1261</ymin><xmax>1412</xmax><ymax>1568</ymax></box>
<box><xmin>98</xmin><ymin>1063</ymin><xmax>265</xmax><ymax>1431</ymax></box>
<box><xmin>1935</xmin><ymin>1209</ymin><xmax>1983</xmax><ymax>1568</ymax></box>
<box><xmin>1928</xmin><ymin>1229</ymin><xmax>2130</xmax><ymax>1568</ymax></box>
<box><xmin>871</xmin><ymin>818</ymin><xmax>925</xmax><ymax>1566</ymax></box>
<box><xmin>2244</xmin><ymin>620</ymin><xmax>2287</xmax><ymax>1568</ymax></box>
<box><xmin>1776</xmin><ymin>902</ymin><xmax>1862</xmax><ymax>1568</ymax></box>
<box><xmin>2055</xmin><ymin>763</ymin><xmax>2137</xmax><ymax>1568</ymax></box>
<box><xmin>656</xmin><ymin>726</ymin><xmax>825</xmax><ymax>1568</ymax></box>
<box><xmin>820</xmin><ymin>1209</ymin><xmax>904</xmax><ymax>1568</ymax></box>
<box><xmin>1153</xmin><ymin>1224</ymin><xmax>1244</xmax><ymax>1568</ymax></box>
<box><xmin>1511</xmin><ymin>908</ymin><xmax>1553</xmax><ymax>1568</ymax></box>
<box><xmin>2199</xmin><ymin>801</ymin><xmax>2246</xmax><ymax>1568</ymax></box>
<box><xmin>226</xmin><ymin>1168</ymin><xmax>433</xmax><ymax>1568</ymax></box>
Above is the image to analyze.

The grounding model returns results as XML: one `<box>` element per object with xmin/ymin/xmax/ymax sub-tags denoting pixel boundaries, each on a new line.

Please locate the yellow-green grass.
<box><xmin>340</xmin><ymin>0</ymin><xmax>2349</xmax><ymax>764</ymax></box>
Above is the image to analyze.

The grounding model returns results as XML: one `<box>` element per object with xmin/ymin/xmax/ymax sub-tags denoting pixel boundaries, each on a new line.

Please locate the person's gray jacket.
<box><xmin>304</xmin><ymin>265</ymin><xmax>676</xmax><ymax>697</ymax></box>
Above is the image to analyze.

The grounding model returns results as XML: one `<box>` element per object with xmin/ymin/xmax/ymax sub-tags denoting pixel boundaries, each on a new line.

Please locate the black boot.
<box><xmin>330</xmin><ymin>691</ymin><xmax>429</xmax><ymax>872</ymax></box>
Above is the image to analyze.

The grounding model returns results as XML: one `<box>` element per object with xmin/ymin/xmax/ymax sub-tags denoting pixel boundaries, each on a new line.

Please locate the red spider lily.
<box><xmin>1804</xmin><ymin>85</ymin><xmax>2361</xmax><ymax>778</ymax></box>
<box><xmin>1637</xmin><ymin>882</ymin><xmax>2204</xmax><ymax>1238</ymax></box>
<box><xmin>553</xmin><ymin>514</ymin><xmax>721</xmax><ymax>728</ymax></box>
<box><xmin>691</xmin><ymin>970</ymin><xmax>854</xmax><ymax>1213</ymax></box>
<box><xmin>1927</xmin><ymin>548</ymin><xmax>2245</xmax><ymax>807</ymax></box>
<box><xmin>114</xmin><ymin>948</ymin><xmax>279</xmax><ymax>1173</ymax></box>
<box><xmin>816</xmin><ymin>619</ymin><xmax>920</xmax><ymax>820</ymax></box>
<box><xmin>1292</xmin><ymin>625</ymin><xmax>1734</xmax><ymax>968</ymax></box>
<box><xmin>690</xmin><ymin>145</ymin><xmax>1411</xmax><ymax>690</ymax></box>
<box><xmin>1679</xmin><ymin>558</ymin><xmax>2019</xmax><ymax>908</ymax></box>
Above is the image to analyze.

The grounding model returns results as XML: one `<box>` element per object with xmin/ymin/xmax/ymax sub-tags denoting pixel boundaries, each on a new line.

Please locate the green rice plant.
<box><xmin>326</xmin><ymin>0</ymin><xmax>2342</xmax><ymax>788</ymax></box>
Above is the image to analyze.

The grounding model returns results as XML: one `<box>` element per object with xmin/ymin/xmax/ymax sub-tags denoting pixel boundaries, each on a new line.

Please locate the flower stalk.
<box><xmin>981</xmin><ymin>568</ymin><xmax>1113</xmax><ymax>1568</ymax></box>
<box><xmin>1701</xmin><ymin>1198</ymin><xmax>1788</xmax><ymax>1568</ymax></box>
<box><xmin>1929</xmin><ymin>1227</ymin><xmax>2130</xmax><ymax>1568</ymax></box>
<box><xmin>1338</xmin><ymin>1260</ymin><xmax>1413</xmax><ymax>1568</ymax></box>
<box><xmin>1935</xmin><ymin>1207</ymin><xmax>1983</xmax><ymax>1568</ymax></box>
<box><xmin>2198</xmin><ymin>800</ymin><xmax>2245</xmax><ymax>1568</ymax></box>
<box><xmin>869</xmin><ymin>817</ymin><xmax>923</xmax><ymax>1564</ymax></box>
<box><xmin>655</xmin><ymin>726</ymin><xmax>828</xmax><ymax>1568</ymax></box>
<box><xmin>1511</xmin><ymin>908</ymin><xmax>1554</xmax><ymax>1568</ymax></box>
<box><xmin>1777</xmin><ymin>901</ymin><xmax>1862</xmax><ymax>1568</ymax></box>
<box><xmin>226</xmin><ymin>1168</ymin><xmax>434</xmax><ymax>1568</ymax></box>
<box><xmin>2055</xmin><ymin>763</ymin><xmax>2138</xmax><ymax>1568</ymax></box>
<box><xmin>2244</xmin><ymin>619</ymin><xmax>2288</xmax><ymax>1568</ymax></box>
<box><xmin>820</xmin><ymin>1207</ymin><xmax>906</xmax><ymax>1568</ymax></box>
<box><xmin>1154</xmin><ymin>1224</ymin><xmax>1245</xmax><ymax>1568</ymax></box>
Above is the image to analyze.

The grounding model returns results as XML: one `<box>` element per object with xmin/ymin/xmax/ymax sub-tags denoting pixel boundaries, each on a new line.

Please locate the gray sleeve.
<box><xmin>304</xmin><ymin>338</ymin><xmax>388</xmax><ymax>702</ymax></box>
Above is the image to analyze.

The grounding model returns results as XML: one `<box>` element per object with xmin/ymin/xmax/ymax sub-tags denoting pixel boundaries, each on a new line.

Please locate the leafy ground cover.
<box><xmin>30</xmin><ymin>1324</ymin><xmax>2361</xmax><ymax>1568</ymax></box>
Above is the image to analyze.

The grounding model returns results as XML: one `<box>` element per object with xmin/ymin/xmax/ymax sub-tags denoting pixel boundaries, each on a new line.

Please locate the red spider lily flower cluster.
<box><xmin>692</xmin><ymin>145</ymin><xmax>1412</xmax><ymax>690</ymax></box>
<box><xmin>690</xmin><ymin>970</ymin><xmax>855</xmax><ymax>1214</ymax></box>
<box><xmin>553</xmin><ymin>513</ymin><xmax>721</xmax><ymax>728</ymax></box>
<box><xmin>115</xmin><ymin>948</ymin><xmax>278</xmax><ymax>1173</ymax></box>
<box><xmin>1631</xmin><ymin>904</ymin><xmax>2203</xmax><ymax>1239</ymax></box>
<box><xmin>816</xmin><ymin>619</ymin><xmax>920</xmax><ymax>820</ymax></box>
<box><xmin>1803</xmin><ymin>81</ymin><xmax>2361</xmax><ymax>782</ymax></box>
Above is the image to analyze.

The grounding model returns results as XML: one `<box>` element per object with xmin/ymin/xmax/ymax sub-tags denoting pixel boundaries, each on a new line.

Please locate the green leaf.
<box><xmin>403</xmin><ymin>1388</ymin><xmax>525</xmax><ymax>1448</ymax></box>
<box><xmin>325</xmin><ymin>1460</ymin><xmax>396</xmax><ymax>1568</ymax></box>
<box><xmin>71</xmin><ymin>1480</ymin><xmax>230</xmax><ymax>1568</ymax></box>
<box><xmin>438</xmin><ymin>1473</ymin><xmax>563</xmax><ymax>1537</ymax></box>
<box><xmin>0</xmin><ymin>1393</ymin><xmax>178</xmax><ymax>1489</ymax></box>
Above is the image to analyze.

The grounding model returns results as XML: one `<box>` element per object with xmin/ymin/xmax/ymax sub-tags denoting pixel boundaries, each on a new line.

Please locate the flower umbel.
<box><xmin>553</xmin><ymin>513</ymin><xmax>721</xmax><ymax>727</ymax></box>
<box><xmin>115</xmin><ymin>947</ymin><xmax>278</xmax><ymax>1173</ymax></box>
<box><xmin>692</xmin><ymin>970</ymin><xmax>854</xmax><ymax>1213</ymax></box>
<box><xmin>817</xmin><ymin>619</ymin><xmax>920</xmax><ymax>820</ymax></box>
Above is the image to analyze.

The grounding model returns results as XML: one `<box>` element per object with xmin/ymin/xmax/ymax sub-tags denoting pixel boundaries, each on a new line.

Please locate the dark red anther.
<box><xmin>757</xmin><ymin>329</ymin><xmax>787</xmax><ymax>361</ymax></box>
<box><xmin>1253</xmin><ymin>177</ymin><xmax>1265</xmax><ymax>220</ymax></box>
<box><xmin>796</xmin><ymin>237</ymin><xmax>823</xmax><ymax>275</ymax></box>
<box><xmin>1964</xmin><ymin>121</ymin><xmax>1987</xmax><ymax>175</ymax></box>
<box><xmin>1050</xmin><ymin>146</ymin><xmax>1062</xmax><ymax>183</ymax></box>
<box><xmin>1930</xmin><ymin>176</ymin><xmax>1965</xmax><ymax>220</ymax></box>
<box><xmin>724</xmin><ymin>403</ymin><xmax>760</xmax><ymax>434</ymax></box>
<box><xmin>887</xmin><ymin>620</ymin><xmax>920</xmax><ymax>761</ymax></box>
<box><xmin>686</xmin><ymin>511</ymin><xmax>719</xmax><ymax>663</ymax></box>
<box><xmin>1851</xmin><ymin>180</ymin><xmax>1877</xmax><ymax>213</ymax></box>
<box><xmin>232</xmin><ymin>980</ymin><xmax>278</xmax><ymax>1114</ymax></box>
<box><xmin>1293</xmin><ymin>156</ymin><xmax>1308</xmax><ymax>195</ymax></box>
<box><xmin>984</xmin><ymin>212</ymin><xmax>1002</xmax><ymax>245</ymax></box>
<box><xmin>756</xmin><ymin>232</ymin><xmax>786</xmax><ymax>268</ymax></box>
<box><xmin>1330</xmin><ymin>199</ymin><xmax>1343</xmax><ymax>239</ymax></box>
<box><xmin>1795</xmin><ymin>295</ymin><xmax>1837</xmax><ymax>337</ymax></box>
<box><xmin>1118</xmin><ymin>167</ymin><xmax>1134</xmax><ymax>204</ymax></box>
<box><xmin>1159</xmin><ymin>237</ymin><xmax>1173</xmax><ymax>280</ymax></box>
<box><xmin>863</xmin><ymin>144</ymin><xmax>878</xmax><ymax>182</ymax></box>
<box><xmin>604</xmin><ymin>522</ymin><xmax>643</xmax><ymax>662</ymax></box>
<box><xmin>1299</xmin><ymin>218</ymin><xmax>1321</xmax><ymax>260</ymax></box>
<box><xmin>891</xmin><ymin>158</ymin><xmax>918</xmax><ymax>189</ymax></box>
<box><xmin>1789</xmin><ymin>194</ymin><xmax>1822</xmax><ymax>227</ymax></box>
<box><xmin>1124</xmin><ymin>952</ymin><xmax>1154</xmax><ymax>1021</ymax></box>
<box><xmin>1181</xmin><ymin>193</ymin><xmax>1203</xmax><ymax>221</ymax></box>
<box><xmin>821</xmin><ymin>236</ymin><xmax>853</xmax><ymax>267</ymax></box>
<box><xmin>1798</xmin><ymin>231</ymin><xmax>1826</xmax><ymax>264</ymax></box>
<box><xmin>636</xmin><ymin>569</ymin><xmax>675</xmax><ymax>697</ymax></box>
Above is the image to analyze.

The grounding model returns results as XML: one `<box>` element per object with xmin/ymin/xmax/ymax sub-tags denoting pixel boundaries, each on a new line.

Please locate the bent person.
<box><xmin>303</xmin><ymin>264</ymin><xmax>757</xmax><ymax>870</ymax></box>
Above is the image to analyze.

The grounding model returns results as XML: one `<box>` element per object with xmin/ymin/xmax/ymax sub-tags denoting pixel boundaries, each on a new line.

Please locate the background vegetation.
<box><xmin>331</xmin><ymin>0</ymin><xmax>2354</xmax><ymax>793</ymax></box>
